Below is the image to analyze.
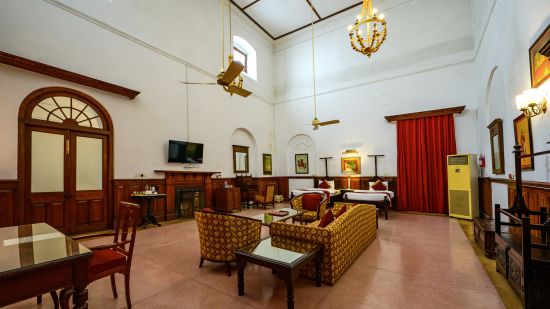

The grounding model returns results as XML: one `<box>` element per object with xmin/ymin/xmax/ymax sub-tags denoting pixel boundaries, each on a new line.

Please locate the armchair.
<box><xmin>253</xmin><ymin>184</ymin><xmax>275</xmax><ymax>209</ymax></box>
<box><xmin>290</xmin><ymin>192</ymin><xmax>328</xmax><ymax>223</ymax></box>
<box><xmin>195</xmin><ymin>211</ymin><xmax>261</xmax><ymax>276</ymax></box>
<box><xmin>40</xmin><ymin>201</ymin><xmax>140</xmax><ymax>309</ymax></box>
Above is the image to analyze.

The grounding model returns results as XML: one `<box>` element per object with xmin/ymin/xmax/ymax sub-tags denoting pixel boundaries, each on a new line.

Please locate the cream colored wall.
<box><xmin>0</xmin><ymin>0</ymin><xmax>275</xmax><ymax>179</ymax></box>
<box><xmin>273</xmin><ymin>0</ymin><xmax>478</xmax><ymax>177</ymax></box>
<box><xmin>473</xmin><ymin>0</ymin><xmax>550</xmax><ymax>211</ymax></box>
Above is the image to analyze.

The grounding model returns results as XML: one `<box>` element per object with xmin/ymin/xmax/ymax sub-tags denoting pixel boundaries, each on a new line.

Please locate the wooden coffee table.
<box><xmin>236</xmin><ymin>237</ymin><xmax>322</xmax><ymax>309</ymax></box>
<box><xmin>250</xmin><ymin>207</ymin><xmax>306</xmax><ymax>226</ymax></box>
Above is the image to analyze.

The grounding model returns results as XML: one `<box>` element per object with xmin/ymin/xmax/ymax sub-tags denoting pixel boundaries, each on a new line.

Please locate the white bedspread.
<box><xmin>291</xmin><ymin>188</ymin><xmax>340</xmax><ymax>197</ymax></box>
<box><xmin>344</xmin><ymin>190</ymin><xmax>394</xmax><ymax>202</ymax></box>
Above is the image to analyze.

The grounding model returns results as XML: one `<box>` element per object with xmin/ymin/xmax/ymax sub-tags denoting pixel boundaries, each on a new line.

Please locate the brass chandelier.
<box><xmin>348</xmin><ymin>0</ymin><xmax>387</xmax><ymax>57</ymax></box>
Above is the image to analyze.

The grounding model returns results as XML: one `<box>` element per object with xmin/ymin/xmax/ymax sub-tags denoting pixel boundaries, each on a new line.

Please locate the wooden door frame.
<box><xmin>18</xmin><ymin>87</ymin><xmax>114</xmax><ymax>233</ymax></box>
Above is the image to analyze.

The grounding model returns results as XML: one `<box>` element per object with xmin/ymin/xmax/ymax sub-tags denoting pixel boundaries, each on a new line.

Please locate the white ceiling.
<box><xmin>231</xmin><ymin>0</ymin><xmax>362</xmax><ymax>39</ymax></box>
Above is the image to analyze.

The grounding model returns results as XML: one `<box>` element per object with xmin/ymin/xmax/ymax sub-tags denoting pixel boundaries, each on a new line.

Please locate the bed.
<box><xmin>290</xmin><ymin>180</ymin><xmax>341</xmax><ymax>203</ymax></box>
<box><xmin>343</xmin><ymin>181</ymin><xmax>394</xmax><ymax>220</ymax></box>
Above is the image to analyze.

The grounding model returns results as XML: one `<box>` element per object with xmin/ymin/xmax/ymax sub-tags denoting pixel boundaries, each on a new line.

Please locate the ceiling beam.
<box><xmin>242</xmin><ymin>0</ymin><xmax>261</xmax><ymax>10</ymax></box>
<box><xmin>0</xmin><ymin>51</ymin><xmax>140</xmax><ymax>99</ymax></box>
<box><xmin>274</xmin><ymin>1</ymin><xmax>363</xmax><ymax>40</ymax></box>
<box><xmin>384</xmin><ymin>106</ymin><xmax>466</xmax><ymax>122</ymax></box>
<box><xmin>305</xmin><ymin>0</ymin><xmax>321</xmax><ymax>19</ymax></box>
<box><xmin>229</xmin><ymin>0</ymin><xmax>275</xmax><ymax>40</ymax></box>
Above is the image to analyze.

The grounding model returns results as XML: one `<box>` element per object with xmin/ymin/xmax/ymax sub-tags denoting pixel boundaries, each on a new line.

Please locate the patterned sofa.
<box><xmin>289</xmin><ymin>192</ymin><xmax>328</xmax><ymax>223</ymax></box>
<box><xmin>195</xmin><ymin>211</ymin><xmax>262</xmax><ymax>276</ymax></box>
<box><xmin>270</xmin><ymin>203</ymin><xmax>377</xmax><ymax>285</ymax></box>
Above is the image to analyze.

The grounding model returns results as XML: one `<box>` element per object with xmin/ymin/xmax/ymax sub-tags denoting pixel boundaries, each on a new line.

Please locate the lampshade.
<box><xmin>343</xmin><ymin>167</ymin><xmax>355</xmax><ymax>175</ymax></box>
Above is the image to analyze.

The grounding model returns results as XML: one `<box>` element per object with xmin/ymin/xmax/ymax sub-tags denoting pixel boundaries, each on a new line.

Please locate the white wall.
<box><xmin>473</xmin><ymin>0</ymin><xmax>550</xmax><ymax>210</ymax></box>
<box><xmin>0</xmin><ymin>0</ymin><xmax>275</xmax><ymax>179</ymax></box>
<box><xmin>274</xmin><ymin>0</ymin><xmax>478</xmax><ymax>177</ymax></box>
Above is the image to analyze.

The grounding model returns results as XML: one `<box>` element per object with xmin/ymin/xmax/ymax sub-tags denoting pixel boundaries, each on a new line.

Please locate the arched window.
<box><xmin>31</xmin><ymin>96</ymin><xmax>104</xmax><ymax>129</ymax></box>
<box><xmin>233</xmin><ymin>36</ymin><xmax>257</xmax><ymax>81</ymax></box>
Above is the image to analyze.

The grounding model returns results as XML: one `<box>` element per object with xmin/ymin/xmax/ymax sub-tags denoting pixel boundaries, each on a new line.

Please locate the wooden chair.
<box><xmin>253</xmin><ymin>184</ymin><xmax>275</xmax><ymax>209</ymax></box>
<box><xmin>42</xmin><ymin>202</ymin><xmax>140</xmax><ymax>309</ymax></box>
<box><xmin>290</xmin><ymin>192</ymin><xmax>328</xmax><ymax>223</ymax></box>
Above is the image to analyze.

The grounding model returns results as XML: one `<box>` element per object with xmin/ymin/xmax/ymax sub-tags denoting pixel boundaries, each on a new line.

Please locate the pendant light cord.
<box><xmin>310</xmin><ymin>1</ymin><xmax>317</xmax><ymax>119</ymax></box>
<box><xmin>220</xmin><ymin>0</ymin><xmax>224</xmax><ymax>71</ymax></box>
<box><xmin>185</xmin><ymin>65</ymin><xmax>190</xmax><ymax>141</ymax></box>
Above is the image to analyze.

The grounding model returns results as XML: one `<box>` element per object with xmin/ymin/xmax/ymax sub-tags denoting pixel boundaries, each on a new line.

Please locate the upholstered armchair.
<box><xmin>289</xmin><ymin>192</ymin><xmax>328</xmax><ymax>223</ymax></box>
<box><xmin>194</xmin><ymin>211</ymin><xmax>261</xmax><ymax>276</ymax></box>
<box><xmin>253</xmin><ymin>184</ymin><xmax>275</xmax><ymax>209</ymax></box>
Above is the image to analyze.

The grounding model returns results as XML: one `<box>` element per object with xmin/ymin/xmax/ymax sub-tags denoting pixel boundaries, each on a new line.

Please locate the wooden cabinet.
<box><xmin>214</xmin><ymin>188</ymin><xmax>241</xmax><ymax>213</ymax></box>
<box><xmin>474</xmin><ymin>218</ymin><xmax>496</xmax><ymax>258</ymax></box>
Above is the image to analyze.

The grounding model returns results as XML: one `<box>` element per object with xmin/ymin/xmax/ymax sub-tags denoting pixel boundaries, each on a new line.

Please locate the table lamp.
<box><xmin>343</xmin><ymin>167</ymin><xmax>354</xmax><ymax>189</ymax></box>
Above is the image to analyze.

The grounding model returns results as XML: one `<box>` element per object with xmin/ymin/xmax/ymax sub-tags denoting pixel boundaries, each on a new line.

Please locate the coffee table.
<box><xmin>236</xmin><ymin>237</ymin><xmax>322</xmax><ymax>309</ymax></box>
<box><xmin>250</xmin><ymin>207</ymin><xmax>306</xmax><ymax>226</ymax></box>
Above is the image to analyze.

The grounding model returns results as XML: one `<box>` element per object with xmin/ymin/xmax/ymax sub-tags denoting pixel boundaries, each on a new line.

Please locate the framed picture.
<box><xmin>529</xmin><ymin>23</ymin><xmax>550</xmax><ymax>88</ymax></box>
<box><xmin>513</xmin><ymin>114</ymin><xmax>535</xmax><ymax>170</ymax></box>
<box><xmin>341</xmin><ymin>157</ymin><xmax>361</xmax><ymax>175</ymax></box>
<box><xmin>295</xmin><ymin>154</ymin><xmax>309</xmax><ymax>174</ymax></box>
<box><xmin>262</xmin><ymin>153</ymin><xmax>272</xmax><ymax>175</ymax></box>
<box><xmin>487</xmin><ymin>118</ymin><xmax>505</xmax><ymax>175</ymax></box>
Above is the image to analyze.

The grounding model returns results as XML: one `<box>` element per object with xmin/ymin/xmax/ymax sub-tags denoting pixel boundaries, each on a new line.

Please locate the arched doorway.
<box><xmin>18</xmin><ymin>87</ymin><xmax>113</xmax><ymax>234</ymax></box>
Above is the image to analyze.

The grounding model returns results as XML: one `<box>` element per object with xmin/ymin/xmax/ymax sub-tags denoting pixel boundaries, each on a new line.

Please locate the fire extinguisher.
<box><xmin>479</xmin><ymin>154</ymin><xmax>486</xmax><ymax>168</ymax></box>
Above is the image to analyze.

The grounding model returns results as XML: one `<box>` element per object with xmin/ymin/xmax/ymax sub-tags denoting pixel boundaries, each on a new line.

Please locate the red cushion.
<box><xmin>371</xmin><ymin>180</ymin><xmax>388</xmax><ymax>191</ymax></box>
<box><xmin>302</xmin><ymin>194</ymin><xmax>322</xmax><ymax>211</ymax></box>
<box><xmin>90</xmin><ymin>249</ymin><xmax>126</xmax><ymax>276</ymax></box>
<box><xmin>318</xmin><ymin>210</ymin><xmax>334</xmax><ymax>228</ymax></box>
<box><xmin>319</xmin><ymin>180</ymin><xmax>331</xmax><ymax>189</ymax></box>
<box><xmin>202</xmin><ymin>208</ymin><xmax>215</xmax><ymax>213</ymax></box>
<box><xmin>335</xmin><ymin>205</ymin><xmax>347</xmax><ymax>218</ymax></box>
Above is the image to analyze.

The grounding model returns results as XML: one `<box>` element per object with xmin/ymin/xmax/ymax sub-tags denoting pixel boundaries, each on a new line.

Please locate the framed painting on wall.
<box><xmin>295</xmin><ymin>154</ymin><xmax>309</xmax><ymax>174</ymax></box>
<box><xmin>487</xmin><ymin>118</ymin><xmax>505</xmax><ymax>175</ymax></box>
<box><xmin>262</xmin><ymin>154</ymin><xmax>272</xmax><ymax>175</ymax></box>
<box><xmin>529</xmin><ymin>24</ymin><xmax>550</xmax><ymax>88</ymax></box>
<box><xmin>513</xmin><ymin>114</ymin><xmax>535</xmax><ymax>170</ymax></box>
<box><xmin>341</xmin><ymin>157</ymin><xmax>361</xmax><ymax>175</ymax></box>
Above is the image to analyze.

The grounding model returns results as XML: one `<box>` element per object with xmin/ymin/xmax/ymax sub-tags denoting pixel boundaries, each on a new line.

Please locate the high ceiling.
<box><xmin>230</xmin><ymin>0</ymin><xmax>363</xmax><ymax>40</ymax></box>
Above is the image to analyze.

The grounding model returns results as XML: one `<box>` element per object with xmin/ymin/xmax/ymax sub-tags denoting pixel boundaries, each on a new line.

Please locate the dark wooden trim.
<box><xmin>384</xmin><ymin>106</ymin><xmax>466</xmax><ymax>122</ymax></box>
<box><xmin>0</xmin><ymin>51</ymin><xmax>140</xmax><ymax>99</ymax></box>
<box><xmin>229</xmin><ymin>1</ymin><xmax>362</xmax><ymax>41</ymax></box>
<box><xmin>305</xmin><ymin>0</ymin><xmax>321</xmax><ymax>19</ymax></box>
<box><xmin>242</xmin><ymin>0</ymin><xmax>261</xmax><ymax>10</ymax></box>
<box><xmin>230</xmin><ymin>0</ymin><xmax>275</xmax><ymax>40</ymax></box>
<box><xmin>274</xmin><ymin>1</ymin><xmax>363</xmax><ymax>40</ymax></box>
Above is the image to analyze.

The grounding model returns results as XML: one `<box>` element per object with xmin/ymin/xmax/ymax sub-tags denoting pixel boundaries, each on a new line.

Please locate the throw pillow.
<box><xmin>318</xmin><ymin>209</ymin><xmax>334</xmax><ymax>228</ymax></box>
<box><xmin>202</xmin><ymin>208</ymin><xmax>215</xmax><ymax>213</ymax></box>
<box><xmin>319</xmin><ymin>180</ymin><xmax>331</xmax><ymax>189</ymax></box>
<box><xmin>302</xmin><ymin>194</ymin><xmax>322</xmax><ymax>211</ymax></box>
<box><xmin>371</xmin><ymin>180</ymin><xmax>388</xmax><ymax>191</ymax></box>
<box><xmin>335</xmin><ymin>205</ymin><xmax>347</xmax><ymax>218</ymax></box>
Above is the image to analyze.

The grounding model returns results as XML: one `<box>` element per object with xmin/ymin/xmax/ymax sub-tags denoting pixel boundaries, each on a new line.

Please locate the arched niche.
<box><xmin>484</xmin><ymin>67</ymin><xmax>509</xmax><ymax>177</ymax></box>
<box><xmin>229</xmin><ymin>128</ymin><xmax>257</xmax><ymax>175</ymax></box>
<box><xmin>287</xmin><ymin>134</ymin><xmax>316</xmax><ymax>176</ymax></box>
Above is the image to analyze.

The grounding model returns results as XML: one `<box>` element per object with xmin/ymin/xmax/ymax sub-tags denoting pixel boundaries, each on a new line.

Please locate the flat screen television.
<box><xmin>168</xmin><ymin>140</ymin><xmax>204</xmax><ymax>164</ymax></box>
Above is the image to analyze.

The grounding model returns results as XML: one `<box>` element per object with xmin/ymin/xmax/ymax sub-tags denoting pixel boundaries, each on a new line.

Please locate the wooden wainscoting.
<box><xmin>113</xmin><ymin>179</ymin><xmax>166</xmax><ymax>224</ymax></box>
<box><xmin>478</xmin><ymin>177</ymin><xmax>550</xmax><ymax>219</ymax></box>
<box><xmin>479</xmin><ymin>177</ymin><xmax>493</xmax><ymax>218</ymax></box>
<box><xmin>0</xmin><ymin>180</ymin><xmax>21</xmax><ymax>227</ymax></box>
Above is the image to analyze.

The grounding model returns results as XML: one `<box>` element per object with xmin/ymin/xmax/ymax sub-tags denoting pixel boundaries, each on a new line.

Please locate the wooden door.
<box><xmin>70</xmin><ymin>132</ymin><xmax>109</xmax><ymax>233</ymax></box>
<box><xmin>20</xmin><ymin>88</ymin><xmax>113</xmax><ymax>234</ymax></box>
<box><xmin>26</xmin><ymin>127</ymin><xmax>69</xmax><ymax>232</ymax></box>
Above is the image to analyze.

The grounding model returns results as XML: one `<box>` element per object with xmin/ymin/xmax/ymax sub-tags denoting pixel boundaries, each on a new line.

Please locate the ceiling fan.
<box><xmin>179</xmin><ymin>0</ymin><xmax>251</xmax><ymax>98</ymax></box>
<box><xmin>309</xmin><ymin>1</ymin><xmax>339</xmax><ymax>130</ymax></box>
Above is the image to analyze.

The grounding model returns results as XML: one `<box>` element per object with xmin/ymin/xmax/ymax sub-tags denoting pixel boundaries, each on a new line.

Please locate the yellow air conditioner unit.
<box><xmin>447</xmin><ymin>154</ymin><xmax>479</xmax><ymax>220</ymax></box>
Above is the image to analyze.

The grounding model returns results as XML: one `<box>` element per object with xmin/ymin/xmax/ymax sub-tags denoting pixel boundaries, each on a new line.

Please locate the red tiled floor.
<box><xmin>6</xmin><ymin>207</ymin><xmax>505</xmax><ymax>308</ymax></box>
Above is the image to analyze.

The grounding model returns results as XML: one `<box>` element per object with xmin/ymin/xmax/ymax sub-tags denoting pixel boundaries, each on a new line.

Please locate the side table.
<box><xmin>130</xmin><ymin>193</ymin><xmax>166</xmax><ymax>227</ymax></box>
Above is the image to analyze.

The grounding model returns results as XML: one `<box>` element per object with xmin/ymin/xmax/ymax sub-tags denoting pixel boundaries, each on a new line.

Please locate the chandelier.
<box><xmin>348</xmin><ymin>0</ymin><xmax>387</xmax><ymax>57</ymax></box>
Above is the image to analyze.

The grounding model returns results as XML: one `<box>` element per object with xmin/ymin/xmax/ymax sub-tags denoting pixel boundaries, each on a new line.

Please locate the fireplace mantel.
<box><xmin>155</xmin><ymin>170</ymin><xmax>220</xmax><ymax>220</ymax></box>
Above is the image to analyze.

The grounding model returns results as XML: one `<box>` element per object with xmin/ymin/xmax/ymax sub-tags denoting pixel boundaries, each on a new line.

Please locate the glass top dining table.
<box><xmin>0</xmin><ymin>223</ymin><xmax>91</xmax><ymax>276</ymax></box>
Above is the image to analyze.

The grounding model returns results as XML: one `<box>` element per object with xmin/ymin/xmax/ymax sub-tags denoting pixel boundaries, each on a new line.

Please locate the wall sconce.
<box><xmin>342</xmin><ymin>149</ymin><xmax>358</xmax><ymax>155</ymax></box>
<box><xmin>516</xmin><ymin>86</ymin><xmax>547</xmax><ymax>117</ymax></box>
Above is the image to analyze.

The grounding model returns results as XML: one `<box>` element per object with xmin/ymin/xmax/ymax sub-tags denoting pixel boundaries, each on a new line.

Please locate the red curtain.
<box><xmin>397</xmin><ymin>114</ymin><xmax>457</xmax><ymax>214</ymax></box>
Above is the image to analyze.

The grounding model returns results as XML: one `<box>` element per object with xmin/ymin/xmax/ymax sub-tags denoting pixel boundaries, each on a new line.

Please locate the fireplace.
<box><xmin>175</xmin><ymin>187</ymin><xmax>204</xmax><ymax>219</ymax></box>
